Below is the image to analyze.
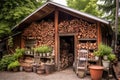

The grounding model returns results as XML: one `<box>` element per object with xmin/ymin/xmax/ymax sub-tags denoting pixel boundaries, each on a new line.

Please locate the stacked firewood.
<box><xmin>59</xmin><ymin>19</ymin><xmax>79</xmax><ymax>33</ymax></box>
<box><xmin>78</xmin><ymin>24</ymin><xmax>97</xmax><ymax>39</ymax></box>
<box><xmin>77</xmin><ymin>42</ymin><xmax>97</xmax><ymax>49</ymax></box>
<box><xmin>60</xmin><ymin>51</ymin><xmax>68</xmax><ymax>70</ymax></box>
<box><xmin>60</xmin><ymin>50</ymin><xmax>74</xmax><ymax>70</ymax></box>
<box><xmin>59</xmin><ymin>19</ymin><xmax>97</xmax><ymax>39</ymax></box>
<box><xmin>22</xmin><ymin>20</ymin><xmax>55</xmax><ymax>48</ymax></box>
<box><xmin>60</xmin><ymin>51</ymin><xmax>73</xmax><ymax>69</ymax></box>
<box><xmin>77</xmin><ymin>42</ymin><xmax>89</xmax><ymax>49</ymax></box>
<box><xmin>88</xmin><ymin>42</ymin><xmax>97</xmax><ymax>49</ymax></box>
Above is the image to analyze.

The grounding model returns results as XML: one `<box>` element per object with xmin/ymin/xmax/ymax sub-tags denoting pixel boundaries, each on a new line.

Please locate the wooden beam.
<box><xmin>54</xmin><ymin>10</ymin><xmax>59</xmax><ymax>69</ymax></box>
<box><xmin>97</xmin><ymin>22</ymin><xmax>101</xmax><ymax>45</ymax></box>
<box><xmin>21</xmin><ymin>35</ymin><xmax>24</xmax><ymax>48</ymax></box>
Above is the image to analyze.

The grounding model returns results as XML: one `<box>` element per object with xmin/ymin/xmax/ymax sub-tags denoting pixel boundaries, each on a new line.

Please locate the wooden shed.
<box><xmin>12</xmin><ymin>1</ymin><xmax>113</xmax><ymax>70</ymax></box>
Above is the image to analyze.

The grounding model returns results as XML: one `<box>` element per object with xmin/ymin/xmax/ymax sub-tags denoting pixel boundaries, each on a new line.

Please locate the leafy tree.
<box><xmin>67</xmin><ymin>0</ymin><xmax>102</xmax><ymax>17</ymax></box>
<box><xmin>0</xmin><ymin>0</ymin><xmax>45</xmax><ymax>38</ymax></box>
<box><xmin>83</xmin><ymin>0</ymin><xmax>103</xmax><ymax>17</ymax></box>
<box><xmin>97</xmin><ymin>0</ymin><xmax>120</xmax><ymax>33</ymax></box>
<box><xmin>97</xmin><ymin>0</ymin><xmax>117</xmax><ymax>21</ymax></box>
<box><xmin>67</xmin><ymin>0</ymin><xmax>90</xmax><ymax>11</ymax></box>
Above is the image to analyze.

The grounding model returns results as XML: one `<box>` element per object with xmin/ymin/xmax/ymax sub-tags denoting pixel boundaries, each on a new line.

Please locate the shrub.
<box><xmin>108</xmin><ymin>53</ymin><xmax>116</xmax><ymax>61</ymax></box>
<box><xmin>0</xmin><ymin>48</ymin><xmax>25</xmax><ymax>71</ymax></box>
<box><xmin>8</xmin><ymin>61</ymin><xmax>20</xmax><ymax>70</ymax></box>
<box><xmin>94</xmin><ymin>43</ymin><xmax>112</xmax><ymax>57</ymax></box>
<box><xmin>0</xmin><ymin>55</ymin><xmax>16</xmax><ymax>71</ymax></box>
<box><xmin>13</xmin><ymin>48</ymin><xmax>25</xmax><ymax>59</ymax></box>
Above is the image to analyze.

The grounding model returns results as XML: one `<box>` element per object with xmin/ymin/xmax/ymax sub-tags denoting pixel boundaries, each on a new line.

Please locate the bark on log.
<box><xmin>22</xmin><ymin>21</ymin><xmax>55</xmax><ymax>48</ymax></box>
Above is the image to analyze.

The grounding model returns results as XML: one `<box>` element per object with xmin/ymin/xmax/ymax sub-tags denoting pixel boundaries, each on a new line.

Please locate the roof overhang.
<box><xmin>12</xmin><ymin>1</ymin><xmax>110</xmax><ymax>31</ymax></box>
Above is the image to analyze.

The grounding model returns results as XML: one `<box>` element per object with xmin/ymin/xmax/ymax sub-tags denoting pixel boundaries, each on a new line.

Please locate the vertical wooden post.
<box><xmin>97</xmin><ymin>22</ymin><xmax>102</xmax><ymax>65</ymax></box>
<box><xmin>74</xmin><ymin>34</ymin><xmax>77</xmax><ymax>64</ymax></box>
<box><xmin>54</xmin><ymin>10</ymin><xmax>59</xmax><ymax>69</ymax></box>
<box><xmin>21</xmin><ymin>35</ymin><xmax>24</xmax><ymax>48</ymax></box>
<box><xmin>97</xmin><ymin>22</ymin><xmax>101</xmax><ymax>45</ymax></box>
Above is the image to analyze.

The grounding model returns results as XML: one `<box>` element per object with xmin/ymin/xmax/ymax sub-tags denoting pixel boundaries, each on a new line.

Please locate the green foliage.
<box><xmin>83</xmin><ymin>0</ymin><xmax>103</xmax><ymax>17</ymax></box>
<box><xmin>97</xmin><ymin>0</ymin><xmax>116</xmax><ymax>20</ymax></box>
<box><xmin>97</xmin><ymin>0</ymin><xmax>120</xmax><ymax>34</ymax></box>
<box><xmin>8</xmin><ymin>36</ymin><xmax>13</xmax><ymax>48</ymax></box>
<box><xmin>67</xmin><ymin>0</ymin><xmax>90</xmax><ymax>11</ymax></box>
<box><xmin>67</xmin><ymin>0</ymin><xmax>102</xmax><ymax>17</ymax></box>
<box><xmin>108</xmin><ymin>53</ymin><xmax>116</xmax><ymax>61</ymax></box>
<box><xmin>7</xmin><ymin>61</ymin><xmax>20</xmax><ymax>70</ymax></box>
<box><xmin>0</xmin><ymin>21</ymin><xmax>11</xmax><ymax>38</ymax></box>
<box><xmin>13</xmin><ymin>48</ymin><xmax>25</xmax><ymax>59</ymax></box>
<box><xmin>0</xmin><ymin>48</ymin><xmax>25</xmax><ymax>71</ymax></box>
<box><xmin>94</xmin><ymin>43</ymin><xmax>113</xmax><ymax>57</ymax></box>
<box><xmin>0</xmin><ymin>0</ymin><xmax>44</xmax><ymax>38</ymax></box>
<box><xmin>34</xmin><ymin>45</ymin><xmax>52</xmax><ymax>53</ymax></box>
<box><xmin>0</xmin><ymin>55</ymin><xmax>16</xmax><ymax>71</ymax></box>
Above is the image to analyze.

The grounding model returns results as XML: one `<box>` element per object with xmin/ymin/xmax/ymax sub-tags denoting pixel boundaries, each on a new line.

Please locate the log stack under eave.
<box><xmin>59</xmin><ymin>19</ymin><xmax>97</xmax><ymax>39</ymax></box>
<box><xmin>22</xmin><ymin>21</ymin><xmax>55</xmax><ymax>48</ymax></box>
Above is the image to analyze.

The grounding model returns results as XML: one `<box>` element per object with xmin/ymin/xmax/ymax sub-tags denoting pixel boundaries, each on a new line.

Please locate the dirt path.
<box><xmin>0</xmin><ymin>68</ymin><xmax>91</xmax><ymax>80</ymax></box>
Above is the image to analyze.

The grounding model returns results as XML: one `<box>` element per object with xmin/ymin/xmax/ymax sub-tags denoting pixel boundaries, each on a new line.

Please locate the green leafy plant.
<box><xmin>8</xmin><ymin>36</ymin><xmax>13</xmax><ymax>48</ymax></box>
<box><xmin>0</xmin><ymin>48</ymin><xmax>25</xmax><ymax>71</ymax></box>
<box><xmin>94</xmin><ymin>43</ymin><xmax>112</xmax><ymax>57</ymax></box>
<box><xmin>34</xmin><ymin>45</ymin><xmax>52</xmax><ymax>54</ymax></box>
<box><xmin>0</xmin><ymin>55</ymin><xmax>16</xmax><ymax>71</ymax></box>
<box><xmin>108</xmin><ymin>54</ymin><xmax>116</xmax><ymax>62</ymax></box>
<box><xmin>13</xmin><ymin>48</ymin><xmax>25</xmax><ymax>59</ymax></box>
<box><xmin>7</xmin><ymin>61</ymin><xmax>20</xmax><ymax>70</ymax></box>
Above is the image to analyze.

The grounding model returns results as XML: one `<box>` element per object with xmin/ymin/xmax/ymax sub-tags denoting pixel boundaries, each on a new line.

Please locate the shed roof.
<box><xmin>12</xmin><ymin>1</ymin><xmax>110</xmax><ymax>31</ymax></box>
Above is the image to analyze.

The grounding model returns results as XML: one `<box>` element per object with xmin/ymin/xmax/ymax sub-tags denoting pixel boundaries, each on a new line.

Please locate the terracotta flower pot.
<box><xmin>89</xmin><ymin>65</ymin><xmax>104</xmax><ymax>80</ymax></box>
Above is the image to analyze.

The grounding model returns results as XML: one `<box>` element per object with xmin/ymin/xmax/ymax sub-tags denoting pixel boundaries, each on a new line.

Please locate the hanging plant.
<box><xmin>8</xmin><ymin>36</ymin><xmax>13</xmax><ymax>48</ymax></box>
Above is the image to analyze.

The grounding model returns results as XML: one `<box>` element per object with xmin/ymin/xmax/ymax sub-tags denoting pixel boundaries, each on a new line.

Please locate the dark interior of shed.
<box><xmin>59</xmin><ymin>36</ymin><xmax>74</xmax><ymax>70</ymax></box>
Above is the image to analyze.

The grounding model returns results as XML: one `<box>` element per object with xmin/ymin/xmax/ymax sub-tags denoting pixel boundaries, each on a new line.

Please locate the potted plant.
<box><xmin>34</xmin><ymin>45</ymin><xmax>52</xmax><ymax>57</ymax></box>
<box><xmin>7</xmin><ymin>61</ymin><xmax>20</xmax><ymax>71</ymax></box>
<box><xmin>89</xmin><ymin>65</ymin><xmax>104</xmax><ymax>80</ymax></box>
<box><xmin>93</xmin><ymin>43</ymin><xmax>114</xmax><ymax>68</ymax></box>
<box><xmin>89</xmin><ymin>43</ymin><xmax>114</xmax><ymax>80</ymax></box>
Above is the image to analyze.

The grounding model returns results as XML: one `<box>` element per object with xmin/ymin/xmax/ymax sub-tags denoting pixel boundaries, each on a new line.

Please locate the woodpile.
<box><xmin>78</xmin><ymin>24</ymin><xmax>97</xmax><ymax>39</ymax></box>
<box><xmin>59</xmin><ymin>19</ymin><xmax>80</xmax><ymax>33</ymax></box>
<box><xmin>22</xmin><ymin>18</ymin><xmax>98</xmax><ymax>70</ymax></box>
<box><xmin>60</xmin><ymin>50</ymin><xmax>74</xmax><ymax>70</ymax></box>
<box><xmin>77</xmin><ymin>42</ymin><xmax>97</xmax><ymax>50</ymax></box>
<box><xmin>22</xmin><ymin>20</ymin><xmax>55</xmax><ymax>48</ymax></box>
<box><xmin>59</xmin><ymin>19</ymin><xmax>97</xmax><ymax>39</ymax></box>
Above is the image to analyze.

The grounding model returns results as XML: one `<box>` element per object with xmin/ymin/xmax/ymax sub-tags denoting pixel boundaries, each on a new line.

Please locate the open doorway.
<box><xmin>59</xmin><ymin>36</ymin><xmax>74</xmax><ymax>70</ymax></box>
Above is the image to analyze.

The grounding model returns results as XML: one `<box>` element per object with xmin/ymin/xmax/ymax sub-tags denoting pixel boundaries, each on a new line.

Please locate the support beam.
<box><xmin>97</xmin><ymin>22</ymin><xmax>101</xmax><ymax>45</ymax></box>
<box><xmin>54</xmin><ymin>10</ymin><xmax>59</xmax><ymax>70</ymax></box>
<box><xmin>21</xmin><ymin>35</ymin><xmax>24</xmax><ymax>48</ymax></box>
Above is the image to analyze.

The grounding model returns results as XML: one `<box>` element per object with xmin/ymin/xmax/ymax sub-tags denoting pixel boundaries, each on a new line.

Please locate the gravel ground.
<box><xmin>0</xmin><ymin>67</ymin><xmax>116</xmax><ymax>80</ymax></box>
<box><xmin>0</xmin><ymin>68</ymin><xmax>91</xmax><ymax>80</ymax></box>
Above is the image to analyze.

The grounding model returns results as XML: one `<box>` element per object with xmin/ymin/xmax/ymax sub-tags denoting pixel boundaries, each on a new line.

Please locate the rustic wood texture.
<box><xmin>22</xmin><ymin>18</ymin><xmax>98</xmax><ymax>70</ymax></box>
<box><xmin>22</xmin><ymin>21</ymin><xmax>55</xmax><ymax>48</ymax></box>
<box><xmin>59</xmin><ymin>19</ymin><xmax>97</xmax><ymax>39</ymax></box>
<box><xmin>60</xmin><ymin>50</ymin><xmax>74</xmax><ymax>70</ymax></box>
<box><xmin>54</xmin><ymin>10</ymin><xmax>59</xmax><ymax>68</ymax></box>
<box><xmin>77</xmin><ymin>42</ymin><xmax>97</xmax><ymax>50</ymax></box>
<box><xmin>97</xmin><ymin>22</ymin><xmax>101</xmax><ymax>45</ymax></box>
